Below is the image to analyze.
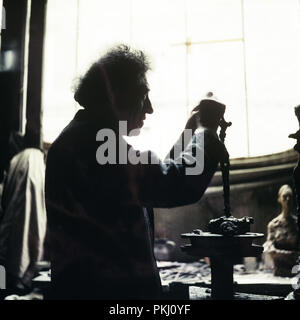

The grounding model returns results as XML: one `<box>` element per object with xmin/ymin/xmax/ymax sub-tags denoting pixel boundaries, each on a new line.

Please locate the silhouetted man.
<box><xmin>45</xmin><ymin>45</ymin><xmax>226</xmax><ymax>299</ymax></box>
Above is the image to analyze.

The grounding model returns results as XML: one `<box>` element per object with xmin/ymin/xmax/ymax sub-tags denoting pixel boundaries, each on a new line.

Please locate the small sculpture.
<box><xmin>208</xmin><ymin>216</ymin><xmax>254</xmax><ymax>236</ymax></box>
<box><xmin>206</xmin><ymin>99</ymin><xmax>254</xmax><ymax>236</ymax></box>
<box><xmin>264</xmin><ymin>185</ymin><xmax>300</xmax><ymax>277</ymax></box>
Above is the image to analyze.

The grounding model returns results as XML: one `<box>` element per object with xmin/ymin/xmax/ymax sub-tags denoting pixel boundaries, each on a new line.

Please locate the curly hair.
<box><xmin>74</xmin><ymin>44</ymin><xmax>150</xmax><ymax>110</ymax></box>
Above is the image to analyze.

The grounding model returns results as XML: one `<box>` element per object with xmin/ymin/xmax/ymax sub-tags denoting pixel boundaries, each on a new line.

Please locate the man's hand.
<box><xmin>185</xmin><ymin>108</ymin><xmax>202</xmax><ymax>133</ymax></box>
<box><xmin>185</xmin><ymin>99</ymin><xmax>226</xmax><ymax>133</ymax></box>
<box><xmin>184</xmin><ymin>99</ymin><xmax>229</xmax><ymax>164</ymax></box>
<box><xmin>184</xmin><ymin>104</ymin><xmax>219</xmax><ymax>133</ymax></box>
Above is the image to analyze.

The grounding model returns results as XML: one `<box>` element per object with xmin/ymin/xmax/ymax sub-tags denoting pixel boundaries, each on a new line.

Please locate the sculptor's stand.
<box><xmin>181</xmin><ymin>232</ymin><xmax>263</xmax><ymax>299</ymax></box>
<box><xmin>181</xmin><ymin>112</ymin><xmax>263</xmax><ymax>300</ymax></box>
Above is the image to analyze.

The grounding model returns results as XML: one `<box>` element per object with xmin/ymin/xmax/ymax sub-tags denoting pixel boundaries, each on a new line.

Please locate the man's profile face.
<box><xmin>126</xmin><ymin>76</ymin><xmax>153</xmax><ymax>135</ymax></box>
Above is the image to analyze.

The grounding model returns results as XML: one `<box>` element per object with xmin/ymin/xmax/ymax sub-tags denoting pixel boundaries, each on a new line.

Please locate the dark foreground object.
<box><xmin>181</xmin><ymin>231</ymin><xmax>264</xmax><ymax>300</ymax></box>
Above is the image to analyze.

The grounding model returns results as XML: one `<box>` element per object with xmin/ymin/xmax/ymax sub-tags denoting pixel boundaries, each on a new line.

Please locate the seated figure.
<box><xmin>264</xmin><ymin>185</ymin><xmax>299</xmax><ymax>277</ymax></box>
<box><xmin>0</xmin><ymin>133</ymin><xmax>47</xmax><ymax>291</ymax></box>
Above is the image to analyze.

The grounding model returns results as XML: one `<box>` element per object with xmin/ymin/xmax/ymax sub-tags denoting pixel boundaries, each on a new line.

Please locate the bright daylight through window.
<box><xmin>42</xmin><ymin>0</ymin><xmax>300</xmax><ymax>159</ymax></box>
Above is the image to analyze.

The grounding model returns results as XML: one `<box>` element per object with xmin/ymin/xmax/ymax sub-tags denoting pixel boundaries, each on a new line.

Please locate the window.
<box><xmin>42</xmin><ymin>0</ymin><xmax>300</xmax><ymax>158</ymax></box>
<box><xmin>1</xmin><ymin>4</ymin><xmax>6</xmax><ymax>31</ymax></box>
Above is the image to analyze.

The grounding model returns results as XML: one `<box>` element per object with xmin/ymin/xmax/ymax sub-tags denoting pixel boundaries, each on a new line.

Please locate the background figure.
<box><xmin>264</xmin><ymin>185</ymin><xmax>299</xmax><ymax>277</ymax></box>
<box><xmin>0</xmin><ymin>133</ymin><xmax>47</xmax><ymax>291</ymax></box>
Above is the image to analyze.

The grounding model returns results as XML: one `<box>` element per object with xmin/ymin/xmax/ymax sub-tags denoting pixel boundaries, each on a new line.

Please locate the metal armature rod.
<box><xmin>221</xmin><ymin>161</ymin><xmax>231</xmax><ymax>218</ymax></box>
<box><xmin>219</xmin><ymin>117</ymin><xmax>232</xmax><ymax>218</ymax></box>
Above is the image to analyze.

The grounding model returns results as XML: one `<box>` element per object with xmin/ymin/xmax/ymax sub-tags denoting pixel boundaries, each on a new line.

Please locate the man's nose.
<box><xmin>144</xmin><ymin>96</ymin><xmax>153</xmax><ymax>114</ymax></box>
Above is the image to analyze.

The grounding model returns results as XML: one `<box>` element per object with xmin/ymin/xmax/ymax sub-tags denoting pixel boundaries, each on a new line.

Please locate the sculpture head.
<box><xmin>197</xmin><ymin>98</ymin><xmax>226</xmax><ymax>132</ymax></box>
<box><xmin>278</xmin><ymin>185</ymin><xmax>293</xmax><ymax>215</ymax></box>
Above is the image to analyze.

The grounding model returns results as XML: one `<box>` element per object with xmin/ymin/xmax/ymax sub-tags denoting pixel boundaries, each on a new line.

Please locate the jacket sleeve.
<box><xmin>132</xmin><ymin>128</ymin><xmax>225</xmax><ymax>208</ymax></box>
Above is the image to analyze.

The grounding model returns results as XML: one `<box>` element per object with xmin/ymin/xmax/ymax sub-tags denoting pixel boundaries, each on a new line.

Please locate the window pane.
<box><xmin>42</xmin><ymin>0</ymin><xmax>300</xmax><ymax>158</ymax></box>
<box><xmin>131</xmin><ymin>0</ymin><xmax>185</xmax><ymax>46</ymax></box>
<box><xmin>188</xmin><ymin>0</ymin><xmax>243</xmax><ymax>41</ymax></box>
<box><xmin>76</xmin><ymin>0</ymin><xmax>132</xmax><ymax>75</ymax></box>
<box><xmin>245</xmin><ymin>0</ymin><xmax>300</xmax><ymax>155</ymax></box>
<box><xmin>42</xmin><ymin>0</ymin><xmax>78</xmax><ymax>142</ymax></box>
<box><xmin>188</xmin><ymin>42</ymin><xmax>248</xmax><ymax>158</ymax></box>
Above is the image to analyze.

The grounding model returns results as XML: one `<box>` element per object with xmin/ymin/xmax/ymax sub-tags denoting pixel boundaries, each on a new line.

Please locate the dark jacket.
<box><xmin>45</xmin><ymin>109</ymin><xmax>223</xmax><ymax>300</ymax></box>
